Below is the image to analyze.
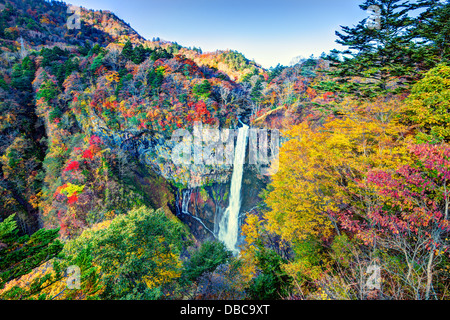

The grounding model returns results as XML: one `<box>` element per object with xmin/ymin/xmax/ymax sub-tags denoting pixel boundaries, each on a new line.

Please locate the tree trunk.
<box><xmin>425</xmin><ymin>247</ymin><xmax>435</xmax><ymax>300</ymax></box>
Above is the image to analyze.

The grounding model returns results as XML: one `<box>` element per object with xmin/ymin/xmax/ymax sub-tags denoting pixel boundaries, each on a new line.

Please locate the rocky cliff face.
<box><xmin>0</xmin><ymin>0</ymin><xmax>281</xmax><ymax>240</ymax></box>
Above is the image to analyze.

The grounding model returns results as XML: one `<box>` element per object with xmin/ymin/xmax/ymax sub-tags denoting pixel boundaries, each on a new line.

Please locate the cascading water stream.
<box><xmin>181</xmin><ymin>189</ymin><xmax>192</xmax><ymax>214</ymax></box>
<box><xmin>218</xmin><ymin>124</ymin><xmax>249</xmax><ymax>255</ymax></box>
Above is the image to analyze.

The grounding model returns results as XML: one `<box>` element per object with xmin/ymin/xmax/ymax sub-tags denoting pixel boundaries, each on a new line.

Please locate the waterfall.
<box><xmin>218</xmin><ymin>124</ymin><xmax>249</xmax><ymax>255</ymax></box>
<box><xmin>179</xmin><ymin>188</ymin><xmax>216</xmax><ymax>236</ymax></box>
<box><xmin>175</xmin><ymin>189</ymin><xmax>190</xmax><ymax>217</ymax></box>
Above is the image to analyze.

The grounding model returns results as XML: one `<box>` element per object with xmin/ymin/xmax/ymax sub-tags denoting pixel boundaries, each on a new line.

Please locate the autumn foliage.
<box><xmin>2</xmin><ymin>0</ymin><xmax>450</xmax><ymax>302</ymax></box>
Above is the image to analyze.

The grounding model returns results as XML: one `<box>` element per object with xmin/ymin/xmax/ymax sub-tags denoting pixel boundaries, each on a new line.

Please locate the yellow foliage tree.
<box><xmin>263</xmin><ymin>95</ymin><xmax>413</xmax><ymax>290</ymax></box>
<box><xmin>239</xmin><ymin>214</ymin><xmax>262</xmax><ymax>282</ymax></box>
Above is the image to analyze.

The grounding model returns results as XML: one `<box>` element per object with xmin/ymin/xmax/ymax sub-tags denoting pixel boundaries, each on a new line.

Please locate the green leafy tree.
<box><xmin>246</xmin><ymin>247</ymin><xmax>293</xmax><ymax>300</ymax></box>
<box><xmin>268</xmin><ymin>63</ymin><xmax>285</xmax><ymax>82</ymax></box>
<box><xmin>325</xmin><ymin>0</ymin><xmax>430</xmax><ymax>97</ymax></box>
<box><xmin>414</xmin><ymin>0</ymin><xmax>450</xmax><ymax>63</ymax></box>
<box><xmin>90</xmin><ymin>44</ymin><xmax>104</xmax><ymax>56</ymax></box>
<box><xmin>89</xmin><ymin>53</ymin><xmax>104</xmax><ymax>73</ymax></box>
<box><xmin>400</xmin><ymin>64</ymin><xmax>450</xmax><ymax>143</ymax></box>
<box><xmin>62</xmin><ymin>206</ymin><xmax>192</xmax><ymax>299</ymax></box>
<box><xmin>131</xmin><ymin>44</ymin><xmax>148</xmax><ymax>64</ymax></box>
<box><xmin>250</xmin><ymin>78</ymin><xmax>263</xmax><ymax>102</ymax></box>
<box><xmin>183</xmin><ymin>241</ymin><xmax>232</xmax><ymax>282</ymax></box>
<box><xmin>37</xmin><ymin>79</ymin><xmax>58</xmax><ymax>103</ymax></box>
<box><xmin>147</xmin><ymin>67</ymin><xmax>165</xmax><ymax>96</ymax></box>
<box><xmin>193</xmin><ymin>79</ymin><xmax>212</xmax><ymax>99</ymax></box>
<box><xmin>1</xmin><ymin>241</ymin><xmax>104</xmax><ymax>300</ymax></box>
<box><xmin>11</xmin><ymin>56</ymin><xmax>35</xmax><ymax>92</ymax></box>
<box><xmin>121</xmin><ymin>40</ymin><xmax>134</xmax><ymax>61</ymax></box>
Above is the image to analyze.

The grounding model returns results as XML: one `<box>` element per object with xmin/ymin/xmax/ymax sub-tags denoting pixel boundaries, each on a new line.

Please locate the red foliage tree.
<box><xmin>64</xmin><ymin>160</ymin><xmax>80</xmax><ymax>172</ymax></box>
<box><xmin>194</xmin><ymin>100</ymin><xmax>211</xmax><ymax>122</ymax></box>
<box><xmin>333</xmin><ymin>143</ymin><xmax>450</xmax><ymax>299</ymax></box>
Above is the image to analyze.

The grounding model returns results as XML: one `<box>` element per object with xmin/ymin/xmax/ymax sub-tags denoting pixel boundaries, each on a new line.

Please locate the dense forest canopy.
<box><xmin>0</xmin><ymin>0</ymin><xmax>450</xmax><ymax>302</ymax></box>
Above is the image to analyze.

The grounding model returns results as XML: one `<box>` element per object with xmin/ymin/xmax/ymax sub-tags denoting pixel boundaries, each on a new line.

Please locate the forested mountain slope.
<box><xmin>1</xmin><ymin>0</ymin><xmax>450</xmax><ymax>301</ymax></box>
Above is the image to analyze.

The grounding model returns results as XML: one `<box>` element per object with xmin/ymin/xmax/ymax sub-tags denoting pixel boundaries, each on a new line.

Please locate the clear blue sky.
<box><xmin>67</xmin><ymin>0</ymin><xmax>369</xmax><ymax>68</ymax></box>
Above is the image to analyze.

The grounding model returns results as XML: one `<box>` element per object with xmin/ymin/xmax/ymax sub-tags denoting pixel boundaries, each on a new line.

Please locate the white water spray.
<box><xmin>181</xmin><ymin>189</ymin><xmax>192</xmax><ymax>214</ymax></box>
<box><xmin>218</xmin><ymin>124</ymin><xmax>249</xmax><ymax>255</ymax></box>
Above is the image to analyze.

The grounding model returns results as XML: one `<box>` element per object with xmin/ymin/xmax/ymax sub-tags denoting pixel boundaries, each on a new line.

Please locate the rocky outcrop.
<box><xmin>76</xmin><ymin>109</ymin><xmax>271</xmax><ymax>243</ymax></box>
